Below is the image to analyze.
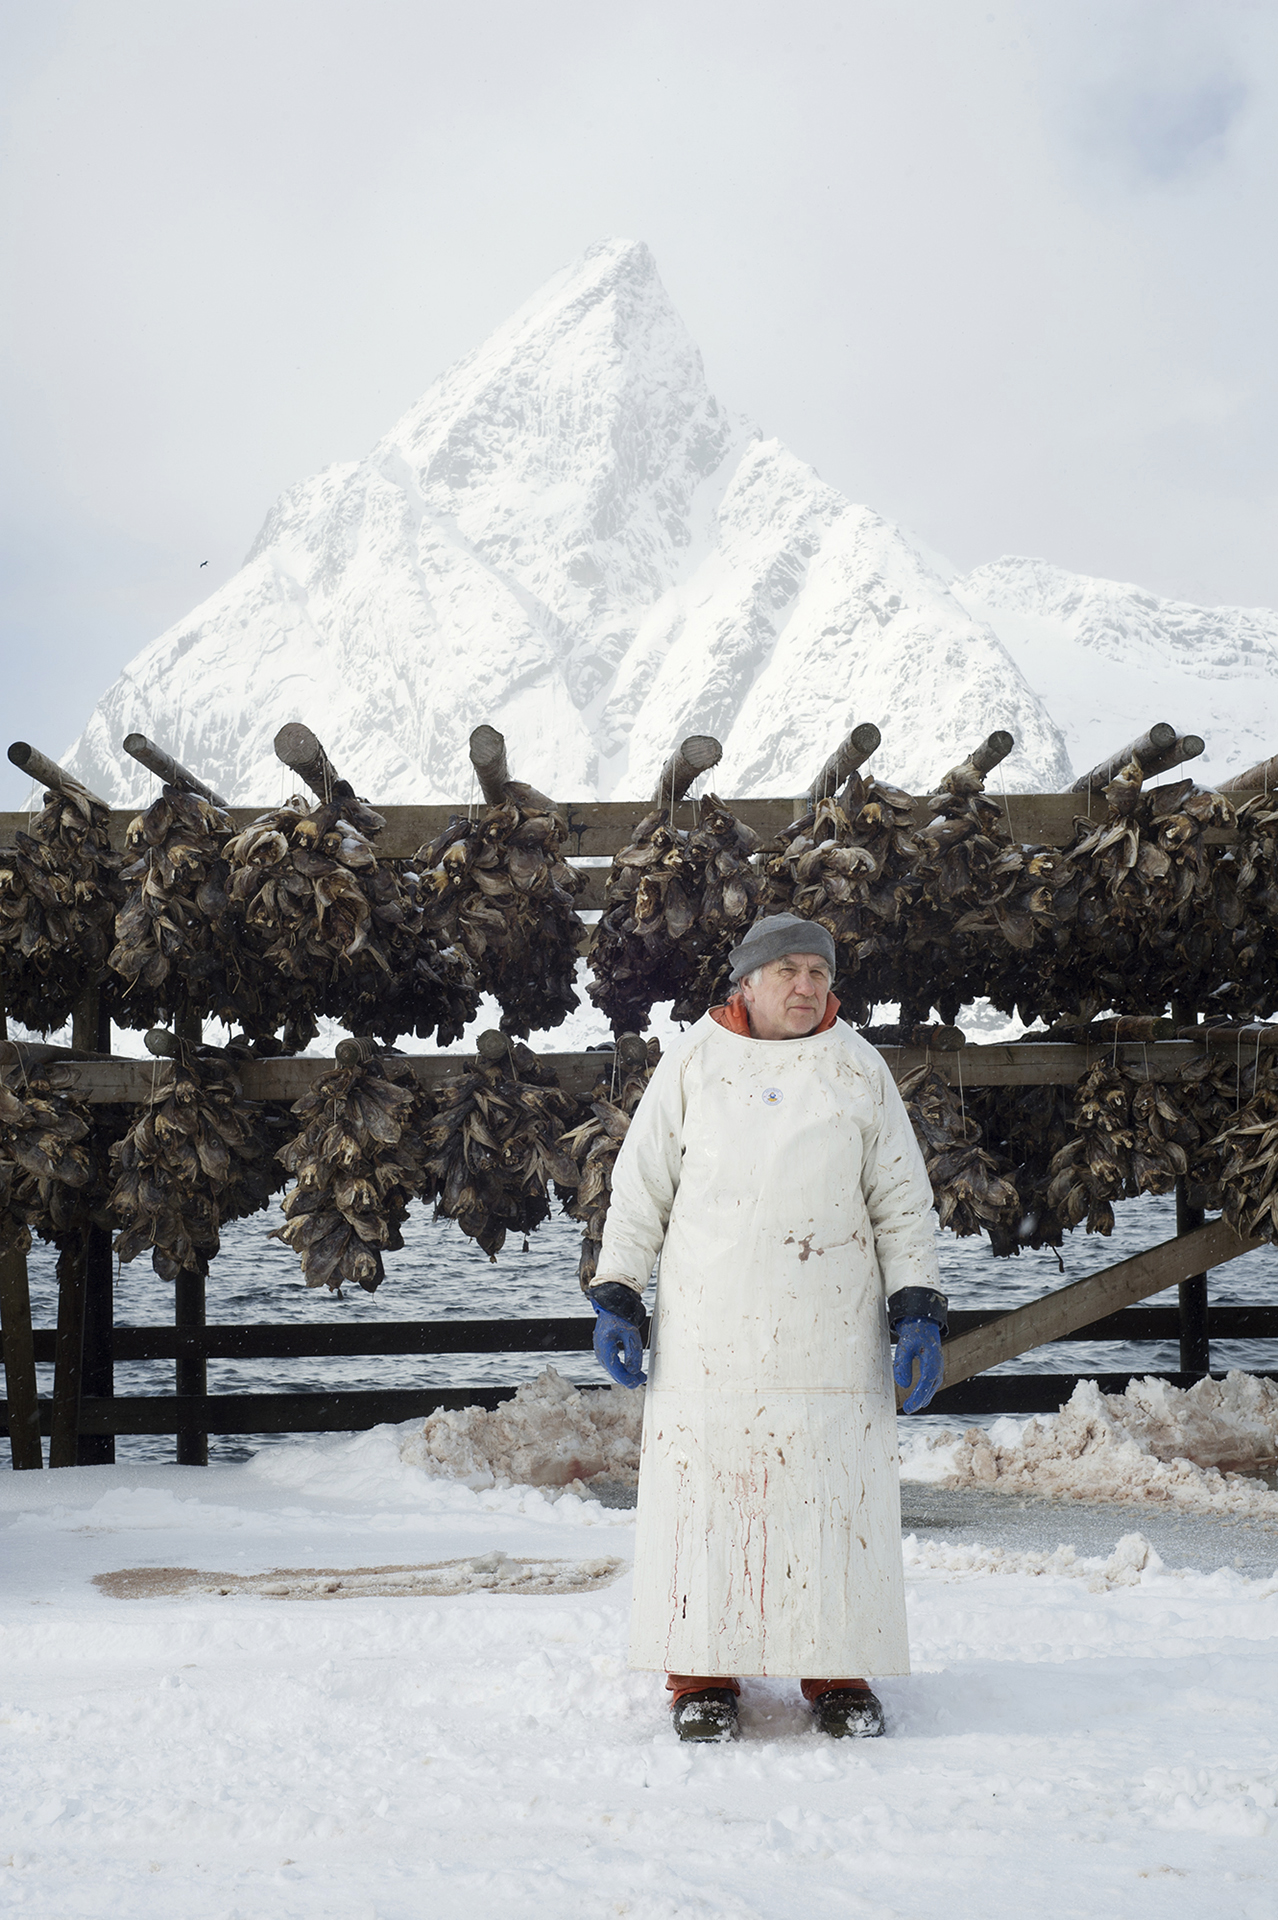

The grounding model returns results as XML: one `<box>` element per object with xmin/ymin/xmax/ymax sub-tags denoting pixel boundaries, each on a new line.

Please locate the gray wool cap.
<box><xmin>728</xmin><ymin>912</ymin><xmax>836</xmax><ymax>984</ymax></box>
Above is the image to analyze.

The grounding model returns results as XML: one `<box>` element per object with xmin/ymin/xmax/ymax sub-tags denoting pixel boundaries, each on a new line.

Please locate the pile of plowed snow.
<box><xmin>401</xmin><ymin>1367</ymin><xmax>643</xmax><ymax>1490</ymax></box>
<box><xmin>901</xmin><ymin>1373</ymin><xmax>1278</xmax><ymax>1516</ymax></box>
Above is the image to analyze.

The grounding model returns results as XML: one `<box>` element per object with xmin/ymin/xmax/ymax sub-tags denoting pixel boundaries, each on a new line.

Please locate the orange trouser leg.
<box><xmin>665</xmin><ymin>1673</ymin><xmax>741</xmax><ymax>1702</ymax></box>
<box><xmin>800</xmin><ymin>1678</ymin><xmax>869</xmax><ymax>1703</ymax></box>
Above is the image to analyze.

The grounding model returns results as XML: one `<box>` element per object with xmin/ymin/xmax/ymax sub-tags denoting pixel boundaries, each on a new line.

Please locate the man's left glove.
<box><xmin>586</xmin><ymin>1281</ymin><xmax>648</xmax><ymax>1389</ymax></box>
<box><xmin>887</xmin><ymin>1286</ymin><xmax>948</xmax><ymax>1414</ymax></box>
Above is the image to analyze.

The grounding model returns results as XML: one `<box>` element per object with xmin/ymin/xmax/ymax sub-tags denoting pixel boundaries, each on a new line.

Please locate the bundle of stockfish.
<box><xmin>1175</xmin><ymin>1037</ymin><xmax>1277</xmax><ymax>1207</ymax></box>
<box><xmin>108</xmin><ymin>786</ymin><xmax>236</xmax><ymax>1030</ymax></box>
<box><xmin>0</xmin><ymin>1155</ymin><xmax>28</xmax><ymax>1258</ymax></box>
<box><xmin>898</xmin><ymin>1063</ymin><xmax>1021</xmax><ymax>1239</ymax></box>
<box><xmin>1021</xmin><ymin>768</ymin><xmax>1238</xmax><ymax>1024</ymax></box>
<box><xmin>1045</xmin><ymin>1056</ymin><xmax>1200</xmax><ymax>1235</ymax></box>
<box><xmin>756</xmin><ymin>778</ymin><xmax>921</xmax><ymax>1024</ymax></box>
<box><xmin>1214</xmin><ymin>1083</ymin><xmax>1278</xmax><ymax>1244</ymax></box>
<box><xmin>0</xmin><ymin>1061</ymin><xmax>125</xmax><ymax>1294</ymax></box>
<box><xmin>273</xmin><ymin>1045</ymin><xmax>431</xmax><ymax>1292</ymax></box>
<box><xmin>559</xmin><ymin>1034</ymin><xmax>660</xmax><ymax>1288</ymax></box>
<box><xmin>423</xmin><ymin>1033</ymin><xmax>581</xmax><ymax>1259</ymax></box>
<box><xmin>588</xmin><ymin>797</ymin><xmax>762</xmax><ymax>1032</ymax></box>
<box><xmin>109</xmin><ymin>1039</ymin><xmax>286</xmax><ymax>1281</ymax></box>
<box><xmin>416</xmin><ymin>793</ymin><xmax>587</xmax><ymax>1036</ymax></box>
<box><xmin>224</xmin><ymin>796</ymin><xmax>477</xmax><ymax>1049</ymax></box>
<box><xmin>0</xmin><ymin>780</ymin><xmax>122</xmax><ymax>1034</ymax></box>
<box><xmin>1226</xmin><ymin>789</ymin><xmax>1278</xmax><ymax>1020</ymax></box>
<box><xmin>969</xmin><ymin>1078</ymin><xmax>1075</xmax><ymax>1255</ymax></box>
<box><xmin>903</xmin><ymin>748</ymin><xmax>1062</xmax><ymax>1024</ymax></box>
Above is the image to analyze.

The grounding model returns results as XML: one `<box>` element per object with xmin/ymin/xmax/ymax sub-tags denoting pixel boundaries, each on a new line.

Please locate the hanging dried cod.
<box><xmin>758</xmin><ymin>777</ymin><xmax>921</xmax><ymax>1024</ymax></box>
<box><xmin>0</xmin><ymin>1061</ymin><xmax>125</xmax><ymax>1300</ymax></box>
<box><xmin>898</xmin><ymin>1063</ymin><xmax>1021</xmax><ymax>1239</ymax></box>
<box><xmin>589</xmin><ymin>797</ymin><xmax>762</xmax><ymax>1033</ymax></box>
<box><xmin>0</xmin><ymin>779</ymin><xmax>123</xmax><ymax>1034</ymax></box>
<box><xmin>423</xmin><ymin>1033</ymin><xmax>581</xmax><ymax>1260</ymax></box>
<box><xmin>1215</xmin><ymin>1080</ymin><xmax>1278</xmax><ymax>1245</ymax></box>
<box><xmin>559</xmin><ymin>1033</ymin><xmax>660</xmax><ymax>1288</ymax></box>
<box><xmin>1022</xmin><ymin>769</ymin><xmax>1239</xmax><ymax>1025</ymax></box>
<box><xmin>223</xmin><ymin>796</ymin><xmax>478</xmax><ymax>1049</ymax></box>
<box><xmin>108</xmin><ymin>786</ymin><xmax>236</xmax><ymax>1030</ymax></box>
<box><xmin>273</xmin><ymin>1046</ymin><xmax>431</xmax><ymax>1292</ymax></box>
<box><xmin>1044</xmin><ymin>1057</ymin><xmax>1204</xmax><ymax>1236</ymax></box>
<box><xmin>109</xmin><ymin>1039</ymin><xmax>286</xmax><ymax>1281</ymax></box>
<box><xmin>417</xmin><ymin>793</ymin><xmax>587</xmax><ymax>1036</ymax></box>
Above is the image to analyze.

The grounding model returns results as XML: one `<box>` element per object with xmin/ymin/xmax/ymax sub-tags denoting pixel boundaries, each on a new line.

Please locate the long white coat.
<box><xmin>597</xmin><ymin>1012</ymin><xmax>941</xmax><ymax>1678</ymax></box>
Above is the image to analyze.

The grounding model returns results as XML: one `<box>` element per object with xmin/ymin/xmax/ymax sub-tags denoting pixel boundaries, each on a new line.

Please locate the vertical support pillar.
<box><xmin>1169</xmin><ymin>1002</ymin><xmax>1209</xmax><ymax>1380</ymax></box>
<box><xmin>50</xmin><ymin>1246</ymin><xmax>87</xmax><ymax>1469</ymax></box>
<box><xmin>0</xmin><ymin>1242</ymin><xmax>43</xmax><ymax>1469</ymax></box>
<box><xmin>175</xmin><ymin>1267</ymin><xmax>208</xmax><ymax>1466</ymax></box>
<box><xmin>1176</xmin><ymin>1183</ymin><xmax>1209</xmax><ymax>1378</ymax></box>
<box><xmin>78</xmin><ymin>1225</ymin><xmax>114</xmax><ymax>1465</ymax></box>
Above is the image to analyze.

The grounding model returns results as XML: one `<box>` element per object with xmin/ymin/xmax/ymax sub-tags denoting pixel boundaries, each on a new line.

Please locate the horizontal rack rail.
<box><xmin>5</xmin><ymin>1305</ymin><xmax>1278</xmax><ymax>1366</ymax></box>
<box><xmin>0</xmin><ymin>791</ymin><xmax>1240</xmax><ymax>860</ymax></box>
<box><xmin>8</xmin><ymin>1040</ymin><xmax>1253</xmax><ymax>1104</ymax></box>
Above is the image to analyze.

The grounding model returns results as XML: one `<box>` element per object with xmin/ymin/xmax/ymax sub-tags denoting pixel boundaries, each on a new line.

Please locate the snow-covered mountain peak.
<box><xmin>66</xmin><ymin>241</ymin><xmax>1078</xmax><ymax>807</ymax></box>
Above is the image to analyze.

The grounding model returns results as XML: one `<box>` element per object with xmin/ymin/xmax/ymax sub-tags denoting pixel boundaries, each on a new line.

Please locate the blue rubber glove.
<box><xmin>587</xmin><ymin>1282</ymin><xmax>647</xmax><ymax>1388</ymax></box>
<box><xmin>893</xmin><ymin>1318</ymin><xmax>943</xmax><ymax>1413</ymax></box>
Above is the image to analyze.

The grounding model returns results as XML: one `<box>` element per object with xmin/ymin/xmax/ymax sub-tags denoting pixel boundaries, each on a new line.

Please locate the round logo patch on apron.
<box><xmin>761</xmin><ymin>1087</ymin><xmax>783</xmax><ymax>1106</ymax></box>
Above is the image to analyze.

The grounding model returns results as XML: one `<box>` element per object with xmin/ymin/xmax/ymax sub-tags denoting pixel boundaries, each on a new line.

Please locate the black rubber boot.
<box><xmin>811</xmin><ymin>1687</ymin><xmax>885</xmax><ymax>1738</ymax></box>
<box><xmin>671</xmin><ymin>1687</ymin><xmax>740</xmax><ymax>1742</ymax></box>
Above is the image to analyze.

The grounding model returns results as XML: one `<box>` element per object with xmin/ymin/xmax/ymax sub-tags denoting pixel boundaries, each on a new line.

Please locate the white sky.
<box><xmin>2</xmin><ymin>0</ymin><xmax>1276</xmax><ymax>804</ymax></box>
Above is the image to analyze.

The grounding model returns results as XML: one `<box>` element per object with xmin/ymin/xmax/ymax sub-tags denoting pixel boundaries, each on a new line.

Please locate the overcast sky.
<box><xmin>2</xmin><ymin>0</ymin><xmax>1275</xmax><ymax>804</ymax></box>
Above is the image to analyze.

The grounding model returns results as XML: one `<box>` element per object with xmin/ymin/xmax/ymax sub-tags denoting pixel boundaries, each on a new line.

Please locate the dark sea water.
<box><xmin>12</xmin><ymin>1189</ymin><xmax>1278</xmax><ymax>1468</ymax></box>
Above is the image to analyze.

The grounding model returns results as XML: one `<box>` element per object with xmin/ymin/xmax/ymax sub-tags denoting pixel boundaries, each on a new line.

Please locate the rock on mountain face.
<box><xmin>953</xmin><ymin>558</ymin><xmax>1278</xmax><ymax>788</ymax></box>
<box><xmin>66</xmin><ymin>238</ymin><xmax>1070</xmax><ymax>807</ymax></box>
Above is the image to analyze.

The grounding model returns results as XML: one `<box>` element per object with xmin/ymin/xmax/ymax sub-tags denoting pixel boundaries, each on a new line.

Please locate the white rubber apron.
<box><xmin>615</xmin><ymin>1019</ymin><xmax>924</xmax><ymax>1678</ymax></box>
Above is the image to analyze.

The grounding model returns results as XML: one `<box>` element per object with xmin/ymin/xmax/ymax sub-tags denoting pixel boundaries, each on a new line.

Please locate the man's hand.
<box><xmin>893</xmin><ymin>1318</ymin><xmax>943</xmax><ymax>1413</ymax></box>
<box><xmin>586</xmin><ymin>1281</ymin><xmax>648</xmax><ymax>1389</ymax></box>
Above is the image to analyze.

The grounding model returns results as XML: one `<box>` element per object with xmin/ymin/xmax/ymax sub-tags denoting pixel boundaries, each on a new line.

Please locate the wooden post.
<box><xmin>1176</xmin><ymin>1186</ymin><xmax>1209</xmax><ymax>1377</ymax></box>
<box><xmin>909</xmin><ymin>1216</ymin><xmax>1261</xmax><ymax>1407</ymax></box>
<box><xmin>805</xmin><ymin>723</ymin><xmax>881</xmax><ymax>805</ymax></box>
<box><xmin>1068</xmin><ymin>724</ymin><xmax>1205</xmax><ymax>794</ymax></box>
<box><xmin>122</xmin><ymin>734</ymin><xmax>231</xmax><ymax>809</ymax></box>
<box><xmin>79</xmin><ymin>1226</ymin><xmax>115</xmax><ymax>1466</ymax></box>
<box><xmin>0</xmin><ymin>1242</ymin><xmax>43</xmax><ymax>1469</ymax></box>
<box><xmin>6</xmin><ymin>742</ymin><xmax>110</xmax><ymax>809</ymax></box>
<box><xmin>932</xmin><ymin>731</ymin><xmax>1015</xmax><ymax>797</ymax></box>
<box><xmin>1220</xmin><ymin>750</ymin><xmax>1278</xmax><ymax>794</ymax></box>
<box><xmin>175</xmin><ymin>1267</ymin><xmax>208</xmax><ymax>1467</ymax></box>
<box><xmin>469</xmin><ymin>726</ymin><xmax>512</xmax><ymax>807</ymax></box>
<box><xmin>273</xmin><ymin>723</ymin><xmax>385</xmax><ymax>838</ymax></box>
<box><xmin>49</xmin><ymin>1246</ymin><xmax>86</xmax><ymax>1469</ymax></box>
<box><xmin>651</xmin><ymin>736</ymin><xmax>723</xmax><ymax>808</ymax></box>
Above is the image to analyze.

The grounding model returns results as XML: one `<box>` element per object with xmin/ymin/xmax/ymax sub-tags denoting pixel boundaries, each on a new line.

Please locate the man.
<box><xmin>586</xmin><ymin>912</ymin><xmax>946</xmax><ymax>1742</ymax></box>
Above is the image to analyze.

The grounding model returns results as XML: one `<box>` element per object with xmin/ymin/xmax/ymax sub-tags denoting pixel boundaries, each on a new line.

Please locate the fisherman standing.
<box><xmin>586</xmin><ymin>913</ymin><xmax>946</xmax><ymax>1740</ymax></box>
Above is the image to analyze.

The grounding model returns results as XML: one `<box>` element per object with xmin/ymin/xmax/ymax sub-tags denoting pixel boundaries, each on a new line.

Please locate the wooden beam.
<box><xmin>5</xmin><ymin>1040</ymin><xmax>1229</xmax><ymax>1105</ymax></box>
<box><xmin>922</xmin><ymin>1217</ymin><xmax>1261</xmax><ymax>1404</ymax></box>
<box><xmin>652</xmin><ymin>736</ymin><xmax>723</xmax><ymax>808</ymax></box>
<box><xmin>122</xmin><ymin>734</ymin><xmax>231</xmax><ymax>809</ymax></box>
<box><xmin>1220</xmin><ymin>751</ymin><xmax>1278</xmax><ymax>794</ymax></box>
<box><xmin>174</xmin><ymin>1268</ymin><xmax>208</xmax><ymax>1466</ymax></box>
<box><xmin>0</xmin><ymin>1244</ymin><xmax>42</xmax><ymax>1468</ymax></box>
<box><xmin>6</xmin><ymin>743</ymin><xmax>110</xmax><ymax>810</ymax></box>
<box><xmin>805</xmin><ymin>723</ymin><xmax>881</xmax><ymax>805</ymax></box>
<box><xmin>0</xmin><ymin>792</ymin><xmax>1238</xmax><ymax>856</ymax></box>
<box><xmin>49</xmin><ymin>1255</ymin><xmax>87</xmax><ymax>1469</ymax></box>
<box><xmin>1069</xmin><ymin>723</ymin><xmax>1177</xmax><ymax>793</ymax></box>
<box><xmin>272</xmin><ymin>723</ymin><xmax>386</xmax><ymax>839</ymax></box>
<box><xmin>9</xmin><ymin>1302</ymin><xmax>1278</xmax><ymax>1368</ymax></box>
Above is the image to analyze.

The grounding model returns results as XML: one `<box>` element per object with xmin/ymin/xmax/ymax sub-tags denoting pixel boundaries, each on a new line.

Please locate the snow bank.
<box><xmin>902</xmin><ymin>1372</ymin><xmax>1278</xmax><ymax>1516</ymax></box>
<box><xmin>903</xmin><ymin>1529</ymin><xmax>1168</xmax><ymax>1591</ymax></box>
<box><xmin>401</xmin><ymin>1366</ymin><xmax>643</xmax><ymax>1490</ymax></box>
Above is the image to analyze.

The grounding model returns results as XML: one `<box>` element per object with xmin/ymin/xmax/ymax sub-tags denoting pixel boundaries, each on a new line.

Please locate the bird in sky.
<box><xmin>200</xmin><ymin>559</ymin><xmax>208</xmax><ymax>567</ymax></box>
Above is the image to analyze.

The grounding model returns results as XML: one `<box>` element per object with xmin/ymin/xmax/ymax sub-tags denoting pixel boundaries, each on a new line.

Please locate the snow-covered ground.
<box><xmin>3</xmin><ymin>1423</ymin><xmax>1277</xmax><ymax>1919</ymax></box>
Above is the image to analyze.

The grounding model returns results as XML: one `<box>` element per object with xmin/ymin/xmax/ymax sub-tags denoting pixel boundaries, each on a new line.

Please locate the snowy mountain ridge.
<box><xmin>64</xmin><ymin>239</ymin><xmax>1272</xmax><ymax>808</ymax></box>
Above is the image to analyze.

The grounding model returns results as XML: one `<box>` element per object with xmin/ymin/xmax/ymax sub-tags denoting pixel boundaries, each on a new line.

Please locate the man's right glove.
<box><xmin>586</xmin><ymin>1281</ymin><xmax>648</xmax><ymax>1388</ymax></box>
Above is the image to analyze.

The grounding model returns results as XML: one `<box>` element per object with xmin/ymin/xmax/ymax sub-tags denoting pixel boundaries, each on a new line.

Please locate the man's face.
<box><xmin>741</xmin><ymin>953</ymin><xmax>831</xmax><ymax>1040</ymax></box>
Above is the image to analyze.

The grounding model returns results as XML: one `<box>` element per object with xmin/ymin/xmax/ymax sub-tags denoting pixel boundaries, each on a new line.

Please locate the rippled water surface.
<box><xmin>13</xmin><ymin>1186</ymin><xmax>1276</xmax><ymax>1468</ymax></box>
